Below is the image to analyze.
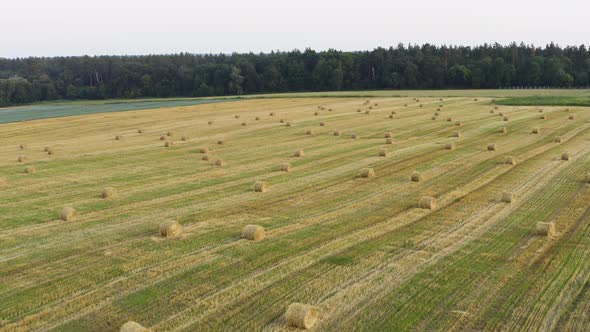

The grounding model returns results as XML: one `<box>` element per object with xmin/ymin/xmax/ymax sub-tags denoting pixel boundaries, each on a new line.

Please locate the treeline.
<box><xmin>1</xmin><ymin>42</ymin><xmax>590</xmax><ymax>106</ymax></box>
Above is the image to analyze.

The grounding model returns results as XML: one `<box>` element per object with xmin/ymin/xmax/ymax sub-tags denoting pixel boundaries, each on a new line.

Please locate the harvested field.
<box><xmin>1</xmin><ymin>94</ymin><xmax>590</xmax><ymax>331</ymax></box>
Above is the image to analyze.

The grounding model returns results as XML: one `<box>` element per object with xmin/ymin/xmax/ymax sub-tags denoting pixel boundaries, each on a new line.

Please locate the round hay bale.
<box><xmin>115</xmin><ymin>135</ymin><xmax>123</xmax><ymax>140</ymax></box>
<box><xmin>199</xmin><ymin>147</ymin><xmax>210</xmax><ymax>154</ymax></box>
<box><xmin>24</xmin><ymin>166</ymin><xmax>36</xmax><ymax>174</ymax></box>
<box><xmin>404</xmin><ymin>104</ymin><xmax>408</xmax><ymax>107</ymax></box>
<box><xmin>208</xmin><ymin>120</ymin><xmax>214</xmax><ymax>125</ymax></box>
<box><xmin>242</xmin><ymin>225</ymin><xmax>265</xmax><ymax>241</ymax></box>
<box><xmin>159</xmin><ymin>220</ymin><xmax>182</xmax><ymax>238</ymax></box>
<box><xmin>445</xmin><ymin>143</ymin><xmax>455</xmax><ymax>150</ymax></box>
<box><xmin>360</xmin><ymin>168</ymin><xmax>374</xmax><ymax>178</ymax></box>
<box><xmin>17</xmin><ymin>156</ymin><xmax>26</xmax><ymax>163</ymax></box>
<box><xmin>494</xmin><ymin>106</ymin><xmax>499</xmax><ymax>110</ymax></box>
<box><xmin>215</xmin><ymin>159</ymin><xmax>223</xmax><ymax>166</ymax></box>
<box><xmin>160</xmin><ymin>136</ymin><xmax>166</xmax><ymax>141</ymax></box>
<box><xmin>365</xmin><ymin>110</ymin><xmax>371</xmax><ymax>114</ymax></box>
<box><xmin>418</xmin><ymin>196</ymin><xmax>436</xmax><ymax>210</ymax></box>
<box><xmin>385</xmin><ymin>138</ymin><xmax>393</xmax><ymax>144</ymax></box>
<box><xmin>437</xmin><ymin>108</ymin><xmax>441</xmax><ymax>112</ymax></box>
<box><xmin>390</xmin><ymin>114</ymin><xmax>395</xmax><ymax>119</ymax></box>
<box><xmin>391</xmin><ymin>111</ymin><xmax>397</xmax><ymax>115</ymax></box>
<box><xmin>379</xmin><ymin>149</ymin><xmax>388</xmax><ymax>157</ymax></box>
<box><xmin>279</xmin><ymin>163</ymin><xmax>291</xmax><ymax>172</ymax></box>
<box><xmin>531</xmin><ymin>127</ymin><xmax>540</xmax><ymax>134</ymax></box>
<box><xmin>279</xmin><ymin>119</ymin><xmax>285</xmax><ymax>123</ymax></box>
<box><xmin>101</xmin><ymin>187</ymin><xmax>118</xmax><ymax>199</ymax></box>
<box><xmin>568</xmin><ymin>115</ymin><xmax>575</xmax><ymax>120</ymax></box>
<box><xmin>253</xmin><ymin>181</ymin><xmax>268</xmax><ymax>192</ymax></box>
<box><xmin>503</xmin><ymin>116</ymin><xmax>509</xmax><ymax>121</ymax></box>
<box><xmin>234</xmin><ymin>114</ymin><xmax>240</xmax><ymax>119</ymax></box>
<box><xmin>164</xmin><ymin>141</ymin><xmax>175</xmax><ymax>147</ymax></box>
<box><xmin>305</xmin><ymin>129</ymin><xmax>313</xmax><ymax>135</ymax></box>
<box><xmin>241</xmin><ymin>122</ymin><xmax>247</xmax><ymax>126</ymax></box>
<box><xmin>585</xmin><ymin>173</ymin><xmax>590</xmax><ymax>184</ymax></box>
<box><xmin>501</xmin><ymin>191</ymin><xmax>514</xmax><ymax>203</ymax></box>
<box><xmin>328</xmin><ymin>108</ymin><xmax>333</xmax><ymax>112</ymax></box>
<box><xmin>333</xmin><ymin>130</ymin><xmax>341</xmax><ymax>136</ymax></box>
<box><xmin>487</xmin><ymin>143</ymin><xmax>497</xmax><ymax>151</ymax></box>
<box><xmin>120</xmin><ymin>321</ymin><xmax>150</xmax><ymax>332</ymax></box>
<box><xmin>554</xmin><ymin>136</ymin><xmax>563</xmax><ymax>143</ymax></box>
<box><xmin>540</xmin><ymin>115</ymin><xmax>547</xmax><ymax>120</ymax></box>
<box><xmin>314</xmin><ymin>111</ymin><xmax>319</xmax><ymax>116</ymax></box>
<box><xmin>19</xmin><ymin>144</ymin><xmax>25</xmax><ymax>150</ymax></box>
<box><xmin>60</xmin><ymin>207</ymin><xmax>78</xmax><ymax>221</ymax></box>
<box><xmin>489</xmin><ymin>109</ymin><xmax>495</xmax><ymax>113</ymax></box>
<box><xmin>446</xmin><ymin>117</ymin><xmax>452</xmax><ymax>122</ymax></box>
<box><xmin>137</xmin><ymin>129</ymin><xmax>145</xmax><ymax>134</ymax></box>
<box><xmin>374</xmin><ymin>103</ymin><xmax>379</xmax><ymax>106</ymax></box>
<box><xmin>217</xmin><ymin>140</ymin><xmax>224</xmax><ymax>145</ymax></box>
<box><xmin>255</xmin><ymin>116</ymin><xmax>260</xmax><ymax>121</ymax></box>
<box><xmin>286</xmin><ymin>122</ymin><xmax>294</xmax><ymax>127</ymax></box>
<box><xmin>431</xmin><ymin>116</ymin><xmax>437</xmax><ymax>120</ymax></box>
<box><xmin>474</xmin><ymin>98</ymin><xmax>478</xmax><ymax>101</ymax></box>
<box><xmin>369</xmin><ymin>106</ymin><xmax>373</xmax><ymax>110</ymax></box>
<box><xmin>351</xmin><ymin>133</ymin><xmax>358</xmax><ymax>139</ymax></box>
<box><xmin>434</xmin><ymin>112</ymin><xmax>439</xmax><ymax>116</ymax></box>
<box><xmin>319</xmin><ymin>122</ymin><xmax>326</xmax><ymax>126</ymax></box>
<box><xmin>536</xmin><ymin>222</ymin><xmax>555</xmax><ymax>237</ymax></box>
<box><xmin>498</xmin><ymin>112</ymin><xmax>504</xmax><ymax>117</ymax></box>
<box><xmin>411</xmin><ymin>172</ymin><xmax>422</xmax><ymax>182</ymax></box>
<box><xmin>451</xmin><ymin>132</ymin><xmax>461</xmax><ymax>138</ymax></box>
<box><xmin>455</xmin><ymin>121</ymin><xmax>463</xmax><ymax>127</ymax></box>
<box><xmin>269</xmin><ymin>112</ymin><xmax>275</xmax><ymax>116</ymax></box>
<box><xmin>293</xmin><ymin>149</ymin><xmax>304</xmax><ymax>157</ymax></box>
<box><xmin>501</xmin><ymin>127</ymin><xmax>508</xmax><ymax>134</ymax></box>
<box><xmin>357</xmin><ymin>109</ymin><xmax>362</xmax><ymax>113</ymax></box>
<box><xmin>201</xmin><ymin>154</ymin><xmax>210</xmax><ymax>161</ymax></box>
<box><xmin>419</xmin><ymin>104</ymin><xmax>423</xmax><ymax>108</ymax></box>
<box><xmin>47</xmin><ymin>148</ymin><xmax>54</xmax><ymax>155</ymax></box>
<box><xmin>504</xmin><ymin>156</ymin><xmax>517</xmax><ymax>165</ymax></box>
<box><xmin>384</xmin><ymin>132</ymin><xmax>392</xmax><ymax>138</ymax></box>
<box><xmin>561</xmin><ymin>152</ymin><xmax>570</xmax><ymax>161</ymax></box>
<box><xmin>538</xmin><ymin>109</ymin><xmax>544</xmax><ymax>113</ymax></box>
<box><xmin>166</xmin><ymin>131</ymin><xmax>173</xmax><ymax>137</ymax></box>
<box><xmin>181</xmin><ymin>136</ymin><xmax>188</xmax><ymax>141</ymax></box>
<box><xmin>44</xmin><ymin>146</ymin><xmax>51</xmax><ymax>152</ymax></box>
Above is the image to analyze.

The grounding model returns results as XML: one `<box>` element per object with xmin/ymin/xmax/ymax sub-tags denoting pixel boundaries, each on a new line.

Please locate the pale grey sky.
<box><xmin>2</xmin><ymin>0</ymin><xmax>588</xmax><ymax>58</ymax></box>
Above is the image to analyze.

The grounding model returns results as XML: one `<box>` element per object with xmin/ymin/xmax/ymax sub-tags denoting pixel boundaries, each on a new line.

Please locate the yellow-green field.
<box><xmin>1</xmin><ymin>95</ymin><xmax>590</xmax><ymax>331</ymax></box>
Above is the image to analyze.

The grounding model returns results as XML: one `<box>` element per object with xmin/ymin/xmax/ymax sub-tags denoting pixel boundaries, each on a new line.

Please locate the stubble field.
<box><xmin>1</xmin><ymin>94</ymin><xmax>589</xmax><ymax>331</ymax></box>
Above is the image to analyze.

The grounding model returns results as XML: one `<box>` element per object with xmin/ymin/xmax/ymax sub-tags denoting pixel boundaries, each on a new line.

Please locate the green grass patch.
<box><xmin>322</xmin><ymin>255</ymin><xmax>355</xmax><ymax>266</ymax></box>
<box><xmin>496</xmin><ymin>96</ymin><xmax>590</xmax><ymax>107</ymax></box>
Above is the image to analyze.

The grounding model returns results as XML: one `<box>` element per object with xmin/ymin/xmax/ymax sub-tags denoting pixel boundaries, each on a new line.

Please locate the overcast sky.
<box><xmin>2</xmin><ymin>0</ymin><xmax>588</xmax><ymax>58</ymax></box>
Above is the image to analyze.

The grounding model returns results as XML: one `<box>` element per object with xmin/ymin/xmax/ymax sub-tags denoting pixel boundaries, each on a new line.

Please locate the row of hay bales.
<box><xmin>416</xmin><ymin>191</ymin><xmax>556</xmax><ymax>236</ymax></box>
<box><xmin>116</xmin><ymin>221</ymin><xmax>316</xmax><ymax>330</ymax></box>
<box><xmin>57</xmin><ymin>187</ymin><xmax>119</xmax><ymax>221</ymax></box>
<box><xmin>121</xmin><ymin>301</ymin><xmax>319</xmax><ymax>330</ymax></box>
<box><xmin>197</xmin><ymin>147</ymin><xmax>223</xmax><ymax>166</ymax></box>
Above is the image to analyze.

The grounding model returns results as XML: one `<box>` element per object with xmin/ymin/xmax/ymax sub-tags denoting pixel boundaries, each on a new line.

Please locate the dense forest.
<box><xmin>1</xmin><ymin>42</ymin><xmax>589</xmax><ymax>106</ymax></box>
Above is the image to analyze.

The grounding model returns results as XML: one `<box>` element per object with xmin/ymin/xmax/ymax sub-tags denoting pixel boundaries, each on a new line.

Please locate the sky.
<box><xmin>2</xmin><ymin>0</ymin><xmax>588</xmax><ymax>58</ymax></box>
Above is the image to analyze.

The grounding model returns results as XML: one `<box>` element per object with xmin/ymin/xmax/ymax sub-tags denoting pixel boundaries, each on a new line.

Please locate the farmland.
<box><xmin>1</xmin><ymin>92</ymin><xmax>590</xmax><ymax>331</ymax></box>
